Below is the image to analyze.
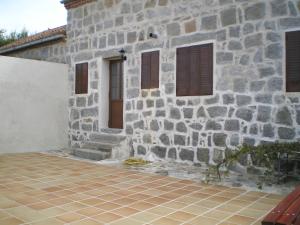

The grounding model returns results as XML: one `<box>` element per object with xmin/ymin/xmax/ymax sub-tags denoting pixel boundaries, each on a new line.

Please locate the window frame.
<box><xmin>140</xmin><ymin>49</ymin><xmax>161</xmax><ymax>90</ymax></box>
<box><xmin>284</xmin><ymin>29</ymin><xmax>300</xmax><ymax>94</ymax></box>
<box><xmin>75</xmin><ymin>62</ymin><xmax>89</xmax><ymax>95</ymax></box>
<box><xmin>175</xmin><ymin>41</ymin><xmax>215</xmax><ymax>97</ymax></box>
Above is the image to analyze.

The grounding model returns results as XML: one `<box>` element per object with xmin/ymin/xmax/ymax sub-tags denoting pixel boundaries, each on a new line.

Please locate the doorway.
<box><xmin>109</xmin><ymin>60</ymin><xmax>123</xmax><ymax>129</ymax></box>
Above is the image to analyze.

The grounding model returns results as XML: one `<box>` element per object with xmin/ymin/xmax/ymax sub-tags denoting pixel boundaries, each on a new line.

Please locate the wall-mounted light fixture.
<box><xmin>119</xmin><ymin>48</ymin><xmax>127</xmax><ymax>61</ymax></box>
<box><xmin>149</xmin><ymin>33</ymin><xmax>158</xmax><ymax>39</ymax></box>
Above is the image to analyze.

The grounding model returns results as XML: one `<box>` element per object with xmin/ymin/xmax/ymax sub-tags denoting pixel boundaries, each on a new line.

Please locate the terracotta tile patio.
<box><xmin>0</xmin><ymin>153</ymin><xmax>285</xmax><ymax>225</ymax></box>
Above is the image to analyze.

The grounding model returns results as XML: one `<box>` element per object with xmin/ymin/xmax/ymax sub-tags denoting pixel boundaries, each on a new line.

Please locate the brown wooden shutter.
<box><xmin>198</xmin><ymin>43</ymin><xmax>213</xmax><ymax>96</ymax></box>
<box><xmin>286</xmin><ymin>31</ymin><xmax>300</xmax><ymax>92</ymax></box>
<box><xmin>141</xmin><ymin>51</ymin><xmax>159</xmax><ymax>89</ymax></box>
<box><xmin>176</xmin><ymin>44</ymin><xmax>213</xmax><ymax>96</ymax></box>
<box><xmin>150</xmin><ymin>51</ymin><xmax>159</xmax><ymax>88</ymax></box>
<box><xmin>176</xmin><ymin>47</ymin><xmax>190</xmax><ymax>96</ymax></box>
<box><xmin>75</xmin><ymin>62</ymin><xmax>88</xmax><ymax>94</ymax></box>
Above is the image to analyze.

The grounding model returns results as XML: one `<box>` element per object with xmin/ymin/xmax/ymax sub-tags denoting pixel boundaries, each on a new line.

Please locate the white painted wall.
<box><xmin>0</xmin><ymin>56</ymin><xmax>68</xmax><ymax>153</ymax></box>
<box><xmin>99</xmin><ymin>58</ymin><xmax>110</xmax><ymax>129</ymax></box>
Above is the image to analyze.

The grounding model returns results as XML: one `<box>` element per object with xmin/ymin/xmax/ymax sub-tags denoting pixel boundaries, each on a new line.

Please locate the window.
<box><xmin>75</xmin><ymin>62</ymin><xmax>88</xmax><ymax>94</ymax></box>
<box><xmin>176</xmin><ymin>43</ymin><xmax>213</xmax><ymax>96</ymax></box>
<box><xmin>141</xmin><ymin>51</ymin><xmax>159</xmax><ymax>89</ymax></box>
<box><xmin>286</xmin><ymin>31</ymin><xmax>300</xmax><ymax>92</ymax></box>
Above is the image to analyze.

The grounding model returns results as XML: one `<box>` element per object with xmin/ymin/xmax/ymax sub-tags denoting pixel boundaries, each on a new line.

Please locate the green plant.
<box><xmin>205</xmin><ymin>141</ymin><xmax>300</xmax><ymax>188</ymax></box>
<box><xmin>0</xmin><ymin>28</ymin><xmax>28</xmax><ymax>47</ymax></box>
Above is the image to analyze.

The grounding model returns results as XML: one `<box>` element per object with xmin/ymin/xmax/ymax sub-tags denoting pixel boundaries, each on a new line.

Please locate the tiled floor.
<box><xmin>0</xmin><ymin>153</ymin><xmax>284</xmax><ymax>225</ymax></box>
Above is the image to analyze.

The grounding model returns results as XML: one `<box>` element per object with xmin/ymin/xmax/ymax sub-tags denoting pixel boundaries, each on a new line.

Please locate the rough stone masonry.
<box><xmin>66</xmin><ymin>0</ymin><xmax>300</xmax><ymax>165</ymax></box>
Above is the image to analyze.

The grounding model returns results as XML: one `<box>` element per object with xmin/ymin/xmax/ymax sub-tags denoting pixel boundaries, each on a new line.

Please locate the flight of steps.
<box><xmin>72</xmin><ymin>130</ymin><xmax>128</xmax><ymax>161</ymax></box>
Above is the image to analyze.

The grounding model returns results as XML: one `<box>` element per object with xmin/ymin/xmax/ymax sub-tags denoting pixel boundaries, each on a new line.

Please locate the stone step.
<box><xmin>73</xmin><ymin>148</ymin><xmax>111</xmax><ymax>161</ymax></box>
<box><xmin>100</xmin><ymin>128</ymin><xmax>123</xmax><ymax>134</ymax></box>
<box><xmin>81</xmin><ymin>141</ymin><xmax>117</xmax><ymax>153</ymax></box>
<box><xmin>89</xmin><ymin>133</ymin><xmax>126</xmax><ymax>144</ymax></box>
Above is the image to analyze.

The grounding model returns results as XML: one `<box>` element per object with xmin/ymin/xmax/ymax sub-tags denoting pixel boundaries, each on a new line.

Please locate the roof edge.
<box><xmin>0</xmin><ymin>34</ymin><xmax>65</xmax><ymax>54</ymax></box>
<box><xmin>61</xmin><ymin>0</ymin><xmax>96</xmax><ymax>9</ymax></box>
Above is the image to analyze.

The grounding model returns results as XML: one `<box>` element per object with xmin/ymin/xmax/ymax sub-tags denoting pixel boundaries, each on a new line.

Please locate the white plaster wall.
<box><xmin>0</xmin><ymin>56</ymin><xmax>68</xmax><ymax>153</ymax></box>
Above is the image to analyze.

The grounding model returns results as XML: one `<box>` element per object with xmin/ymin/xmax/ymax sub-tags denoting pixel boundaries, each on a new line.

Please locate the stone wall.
<box><xmin>5</xmin><ymin>40</ymin><xmax>67</xmax><ymax>64</ymax></box>
<box><xmin>66</xmin><ymin>0</ymin><xmax>300</xmax><ymax>164</ymax></box>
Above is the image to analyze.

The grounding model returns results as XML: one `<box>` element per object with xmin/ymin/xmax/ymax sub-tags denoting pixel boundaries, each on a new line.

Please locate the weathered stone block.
<box><xmin>216</xmin><ymin>52</ymin><xmax>233</xmax><ymax>64</ymax></box>
<box><xmin>161</xmin><ymin>63</ymin><xmax>174</xmax><ymax>72</ymax></box>
<box><xmin>224</xmin><ymin>119</ymin><xmax>240</xmax><ymax>131</ymax></box>
<box><xmin>160</xmin><ymin>134</ymin><xmax>170</xmax><ymax>145</ymax></box>
<box><xmin>167</xmin><ymin>23</ymin><xmax>181</xmax><ymax>36</ymax></box>
<box><xmin>174</xmin><ymin>134</ymin><xmax>186</xmax><ymax>146</ymax></box>
<box><xmin>276</xmin><ymin>107</ymin><xmax>293</xmax><ymax>126</ymax></box>
<box><xmin>259</xmin><ymin>67</ymin><xmax>275</xmax><ymax>78</ymax></box>
<box><xmin>151</xmin><ymin>146</ymin><xmax>166</xmax><ymax>159</ymax></box>
<box><xmin>164</xmin><ymin>120</ymin><xmax>174</xmax><ymax>130</ymax></box>
<box><xmin>279</xmin><ymin>18</ymin><xmax>300</xmax><ymax>29</ymax></box>
<box><xmin>125</xmin><ymin>113</ymin><xmax>138</xmax><ymax>122</ymax></box>
<box><xmin>185</xmin><ymin>20</ymin><xmax>196</xmax><ymax>33</ymax></box>
<box><xmin>156</xmin><ymin>110</ymin><xmax>166</xmax><ymax>117</ymax></box>
<box><xmin>278</xmin><ymin>127</ymin><xmax>296</xmax><ymax>139</ymax></box>
<box><xmin>72</xmin><ymin>121</ymin><xmax>79</xmax><ymax>130</ymax></box>
<box><xmin>202</xmin><ymin>15</ymin><xmax>217</xmax><ymax>30</ymax></box>
<box><xmin>127</xmin><ymin>88</ymin><xmax>139</xmax><ymax>99</ymax></box>
<box><xmin>170</xmin><ymin>107</ymin><xmax>181</xmax><ymax>120</ymax></box>
<box><xmin>189</xmin><ymin>123</ymin><xmax>203</xmax><ymax>131</ymax></box>
<box><xmin>197</xmin><ymin>148</ymin><xmax>209</xmax><ymax>163</ymax></box>
<box><xmin>265</xmin><ymin>43</ymin><xmax>282</xmax><ymax>59</ymax></box>
<box><xmin>70</xmin><ymin>109</ymin><xmax>80</xmax><ymax>120</ymax></box>
<box><xmin>127</xmin><ymin>31</ymin><xmax>137</xmax><ymax>43</ymax></box>
<box><xmin>145</xmin><ymin>0</ymin><xmax>156</xmax><ymax>8</ymax></box>
<box><xmin>228</xmin><ymin>40</ymin><xmax>242</xmax><ymax>50</ymax></box>
<box><xmin>205</xmin><ymin>120</ymin><xmax>222</xmax><ymax>130</ymax></box>
<box><xmin>257</xmin><ymin>105</ymin><xmax>271</xmax><ymax>122</ymax></box>
<box><xmin>168</xmin><ymin>148</ymin><xmax>177</xmax><ymax>159</ymax></box>
<box><xmin>137</xmin><ymin>100</ymin><xmax>143</xmax><ymax>110</ymax></box>
<box><xmin>183</xmin><ymin>108</ymin><xmax>193</xmax><ymax>119</ymax></box>
<box><xmin>236</xmin><ymin>108</ymin><xmax>253</xmax><ymax>122</ymax></box>
<box><xmin>245</xmin><ymin>2</ymin><xmax>266</xmax><ymax>20</ymax></box>
<box><xmin>176</xmin><ymin>122</ymin><xmax>187</xmax><ymax>133</ymax></box>
<box><xmin>255</xmin><ymin>94</ymin><xmax>272</xmax><ymax>104</ymax></box>
<box><xmin>229</xmin><ymin>26</ymin><xmax>240</xmax><ymax>38</ymax></box>
<box><xmin>223</xmin><ymin>94</ymin><xmax>234</xmax><ymax>104</ymax></box>
<box><xmin>197</xmin><ymin>106</ymin><xmax>206</xmax><ymax>117</ymax></box>
<box><xmin>137</xmin><ymin>145</ymin><xmax>146</xmax><ymax>155</ymax></box>
<box><xmin>213</xmin><ymin>133</ymin><xmax>227</xmax><ymax>147</ymax></box>
<box><xmin>243</xmin><ymin>23</ymin><xmax>254</xmax><ymax>35</ymax></box>
<box><xmin>233</xmin><ymin>78</ymin><xmax>247</xmax><ymax>93</ymax></box>
<box><xmin>236</xmin><ymin>95</ymin><xmax>252</xmax><ymax>106</ymax></box>
<box><xmin>266</xmin><ymin>32</ymin><xmax>281</xmax><ymax>42</ymax></box>
<box><xmin>207</xmin><ymin>106</ymin><xmax>227</xmax><ymax>118</ymax></box>
<box><xmin>81</xmin><ymin>107</ymin><xmax>98</xmax><ymax>117</ymax></box>
<box><xmin>268</xmin><ymin>77</ymin><xmax>283</xmax><ymax>92</ymax></box>
<box><xmin>263</xmin><ymin>123</ymin><xmax>275</xmax><ymax>138</ymax></box>
<box><xmin>244</xmin><ymin>33</ymin><xmax>263</xmax><ymax>49</ymax></box>
<box><xmin>271</xmin><ymin>0</ymin><xmax>287</xmax><ymax>17</ymax></box>
<box><xmin>179</xmin><ymin>149</ymin><xmax>194</xmax><ymax>161</ymax></box>
<box><xmin>134</xmin><ymin>120</ymin><xmax>144</xmax><ymax>129</ymax></box>
<box><xmin>150</xmin><ymin>120</ymin><xmax>159</xmax><ymax>131</ymax></box>
<box><xmin>220</xmin><ymin>8</ymin><xmax>237</xmax><ymax>27</ymax></box>
<box><xmin>230</xmin><ymin>134</ymin><xmax>240</xmax><ymax>146</ymax></box>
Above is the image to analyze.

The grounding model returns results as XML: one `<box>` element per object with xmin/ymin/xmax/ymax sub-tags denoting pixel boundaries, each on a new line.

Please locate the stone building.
<box><xmin>0</xmin><ymin>26</ymin><xmax>67</xmax><ymax>63</ymax></box>
<box><xmin>62</xmin><ymin>0</ymin><xmax>300</xmax><ymax>164</ymax></box>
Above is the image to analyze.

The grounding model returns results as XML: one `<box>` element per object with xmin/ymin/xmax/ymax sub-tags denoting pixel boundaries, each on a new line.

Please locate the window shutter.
<box><xmin>141</xmin><ymin>51</ymin><xmax>159</xmax><ymax>89</ymax></box>
<box><xmin>176</xmin><ymin>44</ymin><xmax>213</xmax><ymax>96</ymax></box>
<box><xmin>75</xmin><ymin>63</ymin><xmax>88</xmax><ymax>94</ymax></box>
<box><xmin>199</xmin><ymin>43</ymin><xmax>213</xmax><ymax>96</ymax></box>
<box><xmin>176</xmin><ymin>47</ymin><xmax>190</xmax><ymax>96</ymax></box>
<box><xmin>150</xmin><ymin>51</ymin><xmax>159</xmax><ymax>88</ymax></box>
<box><xmin>141</xmin><ymin>52</ymin><xmax>151</xmax><ymax>89</ymax></box>
<box><xmin>286</xmin><ymin>31</ymin><xmax>300</xmax><ymax>92</ymax></box>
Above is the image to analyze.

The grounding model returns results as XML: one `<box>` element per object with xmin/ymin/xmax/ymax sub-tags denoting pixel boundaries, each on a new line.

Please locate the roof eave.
<box><xmin>0</xmin><ymin>34</ymin><xmax>66</xmax><ymax>55</ymax></box>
